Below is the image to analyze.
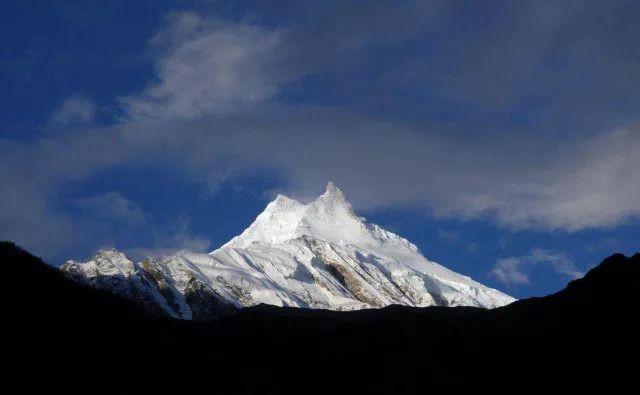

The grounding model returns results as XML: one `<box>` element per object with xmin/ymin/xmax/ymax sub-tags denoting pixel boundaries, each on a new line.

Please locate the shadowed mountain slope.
<box><xmin>3</xmin><ymin>241</ymin><xmax>638</xmax><ymax>393</ymax></box>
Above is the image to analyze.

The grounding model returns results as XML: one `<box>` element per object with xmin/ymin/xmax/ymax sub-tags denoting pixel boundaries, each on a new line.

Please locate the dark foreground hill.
<box><xmin>3</xmin><ymin>241</ymin><xmax>639</xmax><ymax>393</ymax></box>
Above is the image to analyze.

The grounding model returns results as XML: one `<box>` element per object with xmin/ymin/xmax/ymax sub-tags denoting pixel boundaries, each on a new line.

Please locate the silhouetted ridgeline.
<box><xmin>3</xmin><ymin>241</ymin><xmax>638</xmax><ymax>393</ymax></box>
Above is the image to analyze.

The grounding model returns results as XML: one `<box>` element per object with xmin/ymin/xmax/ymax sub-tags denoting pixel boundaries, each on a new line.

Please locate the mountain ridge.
<box><xmin>61</xmin><ymin>182</ymin><xmax>514</xmax><ymax>319</ymax></box>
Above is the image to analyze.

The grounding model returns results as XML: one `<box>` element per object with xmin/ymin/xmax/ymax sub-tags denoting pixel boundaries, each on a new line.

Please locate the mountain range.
<box><xmin>61</xmin><ymin>183</ymin><xmax>514</xmax><ymax>319</ymax></box>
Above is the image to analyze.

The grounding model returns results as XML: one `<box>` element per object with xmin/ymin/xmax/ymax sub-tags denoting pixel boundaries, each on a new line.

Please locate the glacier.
<box><xmin>62</xmin><ymin>182</ymin><xmax>515</xmax><ymax>319</ymax></box>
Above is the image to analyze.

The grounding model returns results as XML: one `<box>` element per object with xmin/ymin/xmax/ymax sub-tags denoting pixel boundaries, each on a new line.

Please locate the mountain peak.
<box><xmin>217</xmin><ymin>182</ymin><xmax>514</xmax><ymax>309</ymax></box>
<box><xmin>315</xmin><ymin>181</ymin><xmax>351</xmax><ymax>212</ymax></box>
<box><xmin>63</xmin><ymin>181</ymin><xmax>515</xmax><ymax>315</ymax></box>
<box><xmin>324</xmin><ymin>181</ymin><xmax>339</xmax><ymax>194</ymax></box>
<box><xmin>65</xmin><ymin>248</ymin><xmax>137</xmax><ymax>278</ymax></box>
<box><xmin>320</xmin><ymin>181</ymin><xmax>344</xmax><ymax>200</ymax></box>
<box><xmin>94</xmin><ymin>248</ymin><xmax>127</xmax><ymax>259</ymax></box>
<box><xmin>269</xmin><ymin>193</ymin><xmax>303</xmax><ymax>211</ymax></box>
<box><xmin>223</xmin><ymin>182</ymin><xmax>358</xmax><ymax>249</ymax></box>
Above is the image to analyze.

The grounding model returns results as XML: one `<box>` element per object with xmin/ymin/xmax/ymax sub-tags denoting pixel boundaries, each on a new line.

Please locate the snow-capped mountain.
<box><xmin>62</xmin><ymin>182</ymin><xmax>515</xmax><ymax>319</ymax></box>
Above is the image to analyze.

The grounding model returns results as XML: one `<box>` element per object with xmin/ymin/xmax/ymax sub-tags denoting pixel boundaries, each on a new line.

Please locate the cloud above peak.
<box><xmin>2</xmin><ymin>1</ymin><xmax>640</xmax><ymax>261</ymax></box>
<box><xmin>124</xmin><ymin>13</ymin><xmax>287</xmax><ymax>120</ymax></box>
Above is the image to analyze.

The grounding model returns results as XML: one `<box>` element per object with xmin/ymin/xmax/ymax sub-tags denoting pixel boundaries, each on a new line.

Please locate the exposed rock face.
<box><xmin>62</xmin><ymin>251</ymin><xmax>174</xmax><ymax>317</ymax></box>
<box><xmin>62</xmin><ymin>251</ymin><xmax>233</xmax><ymax>320</ymax></box>
<box><xmin>61</xmin><ymin>183</ymin><xmax>515</xmax><ymax>319</ymax></box>
<box><xmin>182</xmin><ymin>277</ymin><xmax>234</xmax><ymax>320</ymax></box>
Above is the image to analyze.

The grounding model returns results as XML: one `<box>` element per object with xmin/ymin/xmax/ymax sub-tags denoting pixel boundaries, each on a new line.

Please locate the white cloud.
<box><xmin>0</xmin><ymin>173</ymin><xmax>73</xmax><ymax>257</ymax></box>
<box><xmin>528</xmin><ymin>248</ymin><xmax>584</xmax><ymax>279</ymax></box>
<box><xmin>2</xmin><ymin>7</ymin><xmax>640</xmax><ymax>260</ymax></box>
<box><xmin>123</xmin><ymin>12</ymin><xmax>287</xmax><ymax>119</ymax></box>
<box><xmin>436</xmin><ymin>229</ymin><xmax>459</xmax><ymax>243</ymax></box>
<box><xmin>125</xmin><ymin>216</ymin><xmax>210</xmax><ymax>261</ymax></box>
<box><xmin>73</xmin><ymin>191</ymin><xmax>148</xmax><ymax>227</ymax></box>
<box><xmin>490</xmin><ymin>249</ymin><xmax>583</xmax><ymax>286</ymax></box>
<box><xmin>51</xmin><ymin>95</ymin><xmax>95</xmax><ymax>125</ymax></box>
<box><xmin>96</xmin><ymin>11</ymin><xmax>640</xmax><ymax>233</ymax></box>
<box><xmin>480</xmin><ymin>129</ymin><xmax>640</xmax><ymax>231</ymax></box>
<box><xmin>490</xmin><ymin>257</ymin><xmax>530</xmax><ymax>285</ymax></box>
<box><xmin>465</xmin><ymin>242</ymin><xmax>478</xmax><ymax>253</ymax></box>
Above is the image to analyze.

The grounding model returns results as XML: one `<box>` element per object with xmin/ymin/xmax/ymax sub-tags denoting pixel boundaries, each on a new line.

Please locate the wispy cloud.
<box><xmin>490</xmin><ymin>249</ymin><xmax>583</xmax><ymax>286</ymax></box>
<box><xmin>436</xmin><ymin>229</ymin><xmax>459</xmax><ymax>243</ymax></box>
<box><xmin>490</xmin><ymin>257</ymin><xmax>531</xmax><ymax>286</ymax></box>
<box><xmin>125</xmin><ymin>216</ymin><xmax>210</xmax><ymax>261</ymax></box>
<box><xmin>123</xmin><ymin>12</ymin><xmax>287</xmax><ymax>120</ymax></box>
<box><xmin>73</xmin><ymin>191</ymin><xmax>148</xmax><ymax>227</ymax></box>
<box><xmin>50</xmin><ymin>95</ymin><xmax>95</xmax><ymax>126</ymax></box>
<box><xmin>2</xmin><ymin>2</ymin><xmax>640</xmax><ymax>259</ymax></box>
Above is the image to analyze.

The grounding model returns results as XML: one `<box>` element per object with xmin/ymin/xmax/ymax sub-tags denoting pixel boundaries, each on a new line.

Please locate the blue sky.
<box><xmin>1</xmin><ymin>1</ymin><xmax>639</xmax><ymax>298</ymax></box>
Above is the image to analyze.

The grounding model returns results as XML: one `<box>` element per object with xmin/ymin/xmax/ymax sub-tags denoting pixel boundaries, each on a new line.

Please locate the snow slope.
<box><xmin>62</xmin><ymin>182</ymin><xmax>515</xmax><ymax>319</ymax></box>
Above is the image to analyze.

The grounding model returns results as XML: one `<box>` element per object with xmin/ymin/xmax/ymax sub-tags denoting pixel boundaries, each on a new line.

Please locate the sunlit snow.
<box><xmin>64</xmin><ymin>182</ymin><xmax>515</xmax><ymax>319</ymax></box>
